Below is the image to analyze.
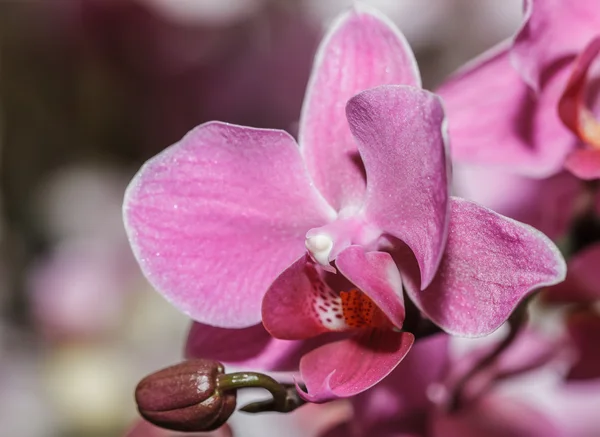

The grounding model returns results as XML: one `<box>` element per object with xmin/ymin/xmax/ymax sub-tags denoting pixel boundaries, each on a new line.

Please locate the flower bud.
<box><xmin>135</xmin><ymin>359</ymin><xmax>236</xmax><ymax>432</ymax></box>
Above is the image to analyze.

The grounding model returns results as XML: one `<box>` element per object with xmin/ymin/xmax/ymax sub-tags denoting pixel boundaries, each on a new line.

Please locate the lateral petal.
<box><xmin>124</xmin><ymin>122</ymin><xmax>335</xmax><ymax>328</ymax></box>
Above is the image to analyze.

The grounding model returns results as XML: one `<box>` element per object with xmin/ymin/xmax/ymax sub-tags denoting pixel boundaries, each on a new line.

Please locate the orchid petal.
<box><xmin>123</xmin><ymin>122</ymin><xmax>335</xmax><ymax>328</ymax></box>
<box><xmin>558</xmin><ymin>36</ymin><xmax>600</xmax><ymax>179</ymax></box>
<box><xmin>558</xmin><ymin>37</ymin><xmax>600</xmax><ymax>138</ymax></box>
<box><xmin>185</xmin><ymin>322</ymin><xmax>339</xmax><ymax>372</ymax></box>
<box><xmin>548</xmin><ymin>380</ymin><xmax>600</xmax><ymax>437</ymax></box>
<box><xmin>346</xmin><ymin>85</ymin><xmax>449</xmax><ymax>289</ymax></box>
<box><xmin>402</xmin><ymin>197</ymin><xmax>566</xmax><ymax>337</ymax></box>
<box><xmin>335</xmin><ymin>246</ymin><xmax>405</xmax><ymax>328</ymax></box>
<box><xmin>438</xmin><ymin>44</ymin><xmax>574</xmax><ymax>177</ymax></box>
<box><xmin>299</xmin><ymin>5</ymin><xmax>420</xmax><ymax>211</ymax></box>
<box><xmin>298</xmin><ymin>330</ymin><xmax>414</xmax><ymax>403</ymax></box>
<box><xmin>565</xmin><ymin>149</ymin><xmax>600</xmax><ymax>180</ymax></box>
<box><xmin>512</xmin><ymin>0</ymin><xmax>600</xmax><ymax>92</ymax></box>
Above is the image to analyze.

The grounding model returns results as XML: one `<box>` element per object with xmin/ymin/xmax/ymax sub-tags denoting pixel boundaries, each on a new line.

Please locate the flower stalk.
<box><xmin>218</xmin><ymin>372</ymin><xmax>306</xmax><ymax>414</ymax></box>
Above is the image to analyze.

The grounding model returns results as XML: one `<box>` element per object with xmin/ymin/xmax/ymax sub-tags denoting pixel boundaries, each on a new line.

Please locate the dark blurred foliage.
<box><xmin>0</xmin><ymin>0</ymin><xmax>318</xmax><ymax>327</ymax></box>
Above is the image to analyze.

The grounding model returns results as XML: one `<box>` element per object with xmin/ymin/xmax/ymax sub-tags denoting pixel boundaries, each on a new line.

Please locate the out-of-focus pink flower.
<box><xmin>565</xmin><ymin>309</ymin><xmax>600</xmax><ymax>380</ymax></box>
<box><xmin>438</xmin><ymin>0</ymin><xmax>600</xmax><ymax>180</ymax></box>
<box><xmin>28</xmin><ymin>240</ymin><xmax>130</xmax><ymax>340</ymax></box>
<box><xmin>321</xmin><ymin>329</ymin><xmax>600</xmax><ymax>437</ymax></box>
<box><xmin>124</xmin><ymin>6</ymin><xmax>565</xmax><ymax>401</ymax></box>
<box><xmin>28</xmin><ymin>165</ymin><xmax>139</xmax><ymax>340</ymax></box>
<box><xmin>558</xmin><ymin>36</ymin><xmax>600</xmax><ymax>179</ymax></box>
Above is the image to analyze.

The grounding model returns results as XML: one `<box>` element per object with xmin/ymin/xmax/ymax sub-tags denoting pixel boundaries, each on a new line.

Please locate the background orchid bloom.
<box><xmin>544</xmin><ymin>243</ymin><xmax>600</xmax><ymax>304</ymax></box>
<box><xmin>438</xmin><ymin>0</ymin><xmax>600</xmax><ymax>180</ymax></box>
<box><xmin>320</xmin><ymin>329</ymin><xmax>600</xmax><ymax>437</ymax></box>
<box><xmin>124</xmin><ymin>5</ymin><xmax>565</xmax><ymax>401</ymax></box>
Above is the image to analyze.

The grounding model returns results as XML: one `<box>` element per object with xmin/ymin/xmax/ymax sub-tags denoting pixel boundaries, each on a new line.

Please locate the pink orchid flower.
<box><xmin>438</xmin><ymin>0</ymin><xmax>600</xmax><ymax>180</ymax></box>
<box><xmin>124</xmin><ymin>6</ymin><xmax>565</xmax><ymax>402</ymax></box>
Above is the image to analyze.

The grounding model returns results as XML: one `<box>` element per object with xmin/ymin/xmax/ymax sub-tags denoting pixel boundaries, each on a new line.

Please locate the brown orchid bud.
<box><xmin>135</xmin><ymin>359</ymin><xmax>236</xmax><ymax>432</ymax></box>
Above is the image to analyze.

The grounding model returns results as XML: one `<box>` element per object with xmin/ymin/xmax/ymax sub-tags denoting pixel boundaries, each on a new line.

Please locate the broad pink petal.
<box><xmin>547</xmin><ymin>380</ymin><xmax>600</xmax><ymax>436</ymax></box>
<box><xmin>402</xmin><ymin>197</ymin><xmax>566</xmax><ymax>337</ymax></box>
<box><xmin>565</xmin><ymin>148</ymin><xmax>600</xmax><ymax>179</ymax></box>
<box><xmin>558</xmin><ymin>37</ymin><xmax>600</xmax><ymax>137</ymax></box>
<box><xmin>567</xmin><ymin>311</ymin><xmax>600</xmax><ymax>380</ymax></box>
<box><xmin>446</xmin><ymin>329</ymin><xmax>567</xmax><ymax>405</ymax></box>
<box><xmin>298</xmin><ymin>330</ymin><xmax>414</xmax><ymax>402</ymax></box>
<box><xmin>544</xmin><ymin>243</ymin><xmax>600</xmax><ymax>304</ymax></box>
<box><xmin>346</xmin><ymin>85</ymin><xmax>449</xmax><ymax>289</ymax></box>
<box><xmin>336</xmin><ymin>246</ymin><xmax>405</xmax><ymax>328</ymax></box>
<box><xmin>512</xmin><ymin>0</ymin><xmax>600</xmax><ymax>92</ymax></box>
<box><xmin>262</xmin><ymin>255</ymin><xmax>340</xmax><ymax>340</ymax></box>
<box><xmin>438</xmin><ymin>44</ymin><xmax>575</xmax><ymax>177</ymax></box>
<box><xmin>299</xmin><ymin>5</ymin><xmax>420</xmax><ymax>211</ymax></box>
<box><xmin>185</xmin><ymin>321</ymin><xmax>339</xmax><ymax>372</ymax></box>
<box><xmin>123</xmin><ymin>122</ymin><xmax>335</xmax><ymax>328</ymax></box>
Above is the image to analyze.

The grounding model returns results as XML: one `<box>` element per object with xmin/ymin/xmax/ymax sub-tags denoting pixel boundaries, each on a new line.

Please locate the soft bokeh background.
<box><xmin>0</xmin><ymin>1</ymin><xmax>521</xmax><ymax>436</ymax></box>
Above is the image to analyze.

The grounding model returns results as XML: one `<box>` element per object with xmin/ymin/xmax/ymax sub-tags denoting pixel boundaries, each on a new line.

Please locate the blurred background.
<box><xmin>0</xmin><ymin>1</ymin><xmax>521</xmax><ymax>436</ymax></box>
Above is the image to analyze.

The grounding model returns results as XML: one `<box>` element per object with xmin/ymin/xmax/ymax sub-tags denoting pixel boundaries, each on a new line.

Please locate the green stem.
<box><xmin>217</xmin><ymin>372</ymin><xmax>305</xmax><ymax>413</ymax></box>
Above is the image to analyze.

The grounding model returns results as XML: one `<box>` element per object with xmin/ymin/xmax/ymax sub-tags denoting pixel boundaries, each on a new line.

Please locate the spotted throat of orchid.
<box><xmin>123</xmin><ymin>5</ymin><xmax>566</xmax><ymax>404</ymax></box>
